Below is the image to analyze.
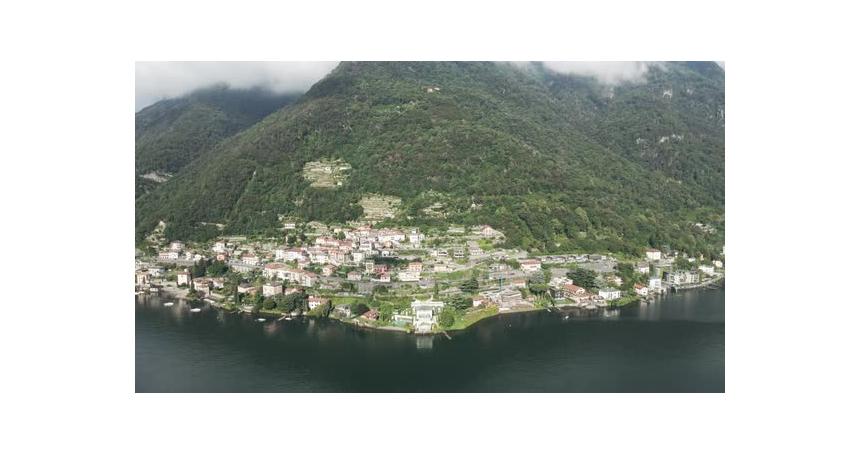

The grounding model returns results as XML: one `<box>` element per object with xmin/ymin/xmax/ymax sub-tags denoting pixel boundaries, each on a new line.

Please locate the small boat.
<box><xmin>256</xmin><ymin>318</ymin><xmax>266</xmax><ymax>322</ymax></box>
<box><xmin>163</xmin><ymin>302</ymin><xmax>174</xmax><ymax>307</ymax></box>
<box><xmin>190</xmin><ymin>308</ymin><xmax>202</xmax><ymax>313</ymax></box>
<box><xmin>564</xmin><ymin>315</ymin><xmax>570</xmax><ymax>320</ymax></box>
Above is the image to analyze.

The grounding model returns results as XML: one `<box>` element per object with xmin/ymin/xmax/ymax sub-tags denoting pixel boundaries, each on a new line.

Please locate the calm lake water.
<box><xmin>136</xmin><ymin>287</ymin><xmax>724</xmax><ymax>392</ymax></box>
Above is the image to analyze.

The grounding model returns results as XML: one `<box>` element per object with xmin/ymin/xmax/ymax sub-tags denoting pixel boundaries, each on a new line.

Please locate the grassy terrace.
<box><xmin>447</xmin><ymin>306</ymin><xmax>499</xmax><ymax>331</ymax></box>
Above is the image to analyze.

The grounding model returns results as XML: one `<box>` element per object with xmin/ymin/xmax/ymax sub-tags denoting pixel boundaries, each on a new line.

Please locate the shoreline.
<box><xmin>140</xmin><ymin>280</ymin><xmax>722</xmax><ymax>336</ymax></box>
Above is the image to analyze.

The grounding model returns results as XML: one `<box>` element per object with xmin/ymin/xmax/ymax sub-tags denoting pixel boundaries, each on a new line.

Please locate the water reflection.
<box><xmin>416</xmin><ymin>336</ymin><xmax>434</xmax><ymax>350</ymax></box>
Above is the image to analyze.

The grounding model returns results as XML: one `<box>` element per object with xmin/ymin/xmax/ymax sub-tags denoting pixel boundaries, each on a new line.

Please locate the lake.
<box><xmin>136</xmin><ymin>287</ymin><xmax>724</xmax><ymax>392</ymax></box>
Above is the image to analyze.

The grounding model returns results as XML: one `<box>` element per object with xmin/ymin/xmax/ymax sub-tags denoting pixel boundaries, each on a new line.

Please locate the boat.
<box><xmin>163</xmin><ymin>302</ymin><xmax>174</xmax><ymax>307</ymax></box>
<box><xmin>190</xmin><ymin>308</ymin><xmax>202</xmax><ymax>313</ymax></box>
<box><xmin>256</xmin><ymin>318</ymin><xmax>266</xmax><ymax>322</ymax></box>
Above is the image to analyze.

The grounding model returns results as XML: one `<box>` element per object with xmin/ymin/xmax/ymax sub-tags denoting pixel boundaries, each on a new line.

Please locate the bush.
<box><xmin>438</xmin><ymin>310</ymin><xmax>455</xmax><ymax>328</ymax></box>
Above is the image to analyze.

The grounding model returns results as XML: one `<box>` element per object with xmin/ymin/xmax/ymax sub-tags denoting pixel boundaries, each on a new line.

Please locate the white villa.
<box><xmin>598</xmin><ymin>288</ymin><xmax>622</xmax><ymax>301</ymax></box>
<box><xmin>410</xmin><ymin>298</ymin><xmax>445</xmax><ymax>333</ymax></box>
<box><xmin>645</xmin><ymin>249</ymin><xmax>662</xmax><ymax>261</ymax></box>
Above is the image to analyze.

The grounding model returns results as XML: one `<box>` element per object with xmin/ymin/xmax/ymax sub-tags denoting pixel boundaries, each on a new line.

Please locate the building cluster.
<box><xmin>137</xmin><ymin>220</ymin><xmax>724</xmax><ymax>333</ymax></box>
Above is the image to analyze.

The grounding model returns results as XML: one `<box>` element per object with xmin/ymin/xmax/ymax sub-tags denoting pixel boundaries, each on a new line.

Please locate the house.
<box><xmin>364</xmin><ymin>261</ymin><xmax>375</xmax><ymax>273</ymax></box>
<box><xmin>598</xmin><ymin>288</ymin><xmax>622</xmax><ymax>301</ymax></box>
<box><xmin>177</xmin><ymin>270</ymin><xmax>191</xmax><ymax>287</ymax></box>
<box><xmin>148</xmin><ymin>267</ymin><xmax>165</xmax><ymax>277</ymax></box>
<box><xmin>373</xmin><ymin>264</ymin><xmax>389</xmax><ymax>274</ymax></box>
<box><xmin>605</xmin><ymin>275</ymin><xmax>623</xmax><ymax>286</ymax></box>
<box><xmin>511</xmin><ymin>277</ymin><xmax>527</xmax><ymax>288</ymax></box>
<box><xmin>561</xmin><ymin>284</ymin><xmax>594</xmax><ymax>305</ymax></box>
<box><xmin>634</xmin><ymin>283</ymin><xmax>649</xmax><ymax>297</ymax></box>
<box><xmin>636</xmin><ymin>262</ymin><xmax>650</xmax><ymax>274</ymax></box>
<box><xmin>410</xmin><ymin>298</ymin><xmax>446</xmax><ymax>333</ymax></box>
<box><xmin>361</xmin><ymin>309</ymin><xmax>380</xmax><ymax>320</ymax></box>
<box><xmin>408</xmin><ymin>229</ymin><xmax>423</xmax><ymax>246</ymax></box>
<box><xmin>398</xmin><ymin>270</ymin><xmax>420</xmax><ymax>282</ymax></box>
<box><xmin>347</xmin><ymin>271</ymin><xmax>362</xmax><ymax>281</ymax></box>
<box><xmin>373</xmin><ymin>272</ymin><xmax>391</xmax><ymax>283</ymax></box>
<box><xmin>284</xmin><ymin>287</ymin><xmax>300</xmax><ymax>295</ymax></box>
<box><xmin>263</xmin><ymin>262</ymin><xmax>288</xmax><ymax>279</ymax></box>
<box><xmin>298</xmin><ymin>271</ymin><xmax>318</xmax><ymax>287</ymax></box>
<box><xmin>562</xmin><ymin>283</ymin><xmax>587</xmax><ymax>298</ymax></box>
<box><xmin>262</xmin><ymin>282</ymin><xmax>283</xmax><ymax>297</ymax></box>
<box><xmin>645</xmin><ymin>249</ymin><xmax>662</xmax><ymax>261</ymax></box>
<box><xmin>159</xmin><ymin>250</ymin><xmax>180</xmax><ymax>261</ymax></box>
<box><xmin>434</xmin><ymin>263</ymin><xmax>449</xmax><ymax>273</ymax></box>
<box><xmin>334</xmin><ymin>304</ymin><xmax>351</xmax><ymax>318</ymax></box>
<box><xmin>483</xmin><ymin>288</ymin><xmax>530</xmax><ymax>310</ymax></box>
<box><xmin>648</xmin><ymin>277</ymin><xmax>662</xmax><ymax>290</ymax></box>
<box><xmin>212</xmin><ymin>241</ymin><xmax>227</xmax><ymax>253</ymax></box>
<box><xmin>321</xmin><ymin>264</ymin><xmax>336</xmax><ymax>277</ymax></box>
<box><xmin>666</xmin><ymin>270</ymin><xmax>700</xmax><ymax>285</ymax></box>
<box><xmin>698</xmin><ymin>264</ymin><xmax>716</xmax><ymax>276</ymax></box>
<box><xmin>192</xmin><ymin>277</ymin><xmax>212</xmax><ymax>295</ymax></box>
<box><xmin>472</xmin><ymin>297</ymin><xmax>485</xmax><ymax>307</ymax></box>
<box><xmin>549</xmin><ymin>276</ymin><xmax>573</xmax><ymax>289</ymax></box>
<box><xmin>453</xmin><ymin>248</ymin><xmax>465</xmax><ymax>259</ymax></box>
<box><xmin>211</xmin><ymin>277</ymin><xmax>225</xmax><ymax>289</ymax></box>
<box><xmin>237</xmin><ymin>283</ymin><xmax>256</xmax><ymax>294</ymax></box>
<box><xmin>308</xmin><ymin>296</ymin><xmax>330</xmax><ymax>310</ymax></box>
<box><xmin>135</xmin><ymin>270</ymin><xmax>151</xmax><ymax>287</ymax></box>
<box><xmin>241</xmin><ymin>254</ymin><xmax>259</xmax><ymax>266</ymax></box>
<box><xmin>407</xmin><ymin>262</ymin><xmax>423</xmax><ymax>272</ymax></box>
<box><xmin>520</xmin><ymin>259</ymin><xmax>542</xmax><ymax>273</ymax></box>
<box><xmin>477</xmin><ymin>225</ymin><xmax>502</xmax><ymax>238</ymax></box>
<box><xmin>713</xmin><ymin>260</ymin><xmax>723</xmax><ymax>269</ymax></box>
<box><xmin>169</xmin><ymin>241</ymin><xmax>184</xmax><ymax>252</ymax></box>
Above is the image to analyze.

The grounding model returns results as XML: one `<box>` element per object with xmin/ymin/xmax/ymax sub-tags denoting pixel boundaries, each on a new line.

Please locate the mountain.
<box><xmin>135</xmin><ymin>62</ymin><xmax>724</xmax><ymax>256</ymax></box>
<box><xmin>135</xmin><ymin>85</ymin><xmax>299</xmax><ymax>198</ymax></box>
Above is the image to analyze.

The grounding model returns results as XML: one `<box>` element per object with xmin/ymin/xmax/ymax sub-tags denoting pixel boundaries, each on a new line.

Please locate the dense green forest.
<box><xmin>135</xmin><ymin>85</ymin><xmax>299</xmax><ymax>198</ymax></box>
<box><xmin>135</xmin><ymin>62</ymin><xmax>724</xmax><ymax>257</ymax></box>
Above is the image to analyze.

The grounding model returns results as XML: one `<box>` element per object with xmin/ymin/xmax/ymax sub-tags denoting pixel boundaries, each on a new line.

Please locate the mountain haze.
<box><xmin>135</xmin><ymin>62</ymin><xmax>724</xmax><ymax>256</ymax></box>
<box><xmin>135</xmin><ymin>85</ymin><xmax>299</xmax><ymax>197</ymax></box>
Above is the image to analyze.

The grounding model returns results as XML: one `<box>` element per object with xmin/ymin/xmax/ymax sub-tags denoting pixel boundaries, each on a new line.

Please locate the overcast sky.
<box><xmin>136</xmin><ymin>61</ymin><xmax>722</xmax><ymax>111</ymax></box>
<box><xmin>135</xmin><ymin>62</ymin><xmax>339</xmax><ymax>111</ymax></box>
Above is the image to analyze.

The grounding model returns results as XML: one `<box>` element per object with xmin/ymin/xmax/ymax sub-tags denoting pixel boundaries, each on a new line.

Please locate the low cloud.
<box><xmin>540</xmin><ymin>61</ymin><xmax>662</xmax><ymax>85</ymax></box>
<box><xmin>135</xmin><ymin>61</ymin><xmax>339</xmax><ymax>110</ymax></box>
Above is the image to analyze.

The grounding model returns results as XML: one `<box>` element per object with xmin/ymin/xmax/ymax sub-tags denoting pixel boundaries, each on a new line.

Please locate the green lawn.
<box><xmin>447</xmin><ymin>306</ymin><xmax>499</xmax><ymax>330</ymax></box>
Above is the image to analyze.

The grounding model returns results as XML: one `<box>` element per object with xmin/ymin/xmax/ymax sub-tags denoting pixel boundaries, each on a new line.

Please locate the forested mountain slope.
<box><xmin>135</xmin><ymin>85</ymin><xmax>299</xmax><ymax>197</ymax></box>
<box><xmin>135</xmin><ymin>62</ymin><xmax>724</xmax><ymax>256</ymax></box>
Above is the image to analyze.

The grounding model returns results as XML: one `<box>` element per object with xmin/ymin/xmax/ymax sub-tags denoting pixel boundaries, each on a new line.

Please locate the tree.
<box><xmin>451</xmin><ymin>296</ymin><xmax>472</xmax><ymax>311</ymax></box>
<box><xmin>566</xmin><ymin>268</ymin><xmax>597</xmax><ymax>289</ymax></box>
<box><xmin>438</xmin><ymin>310</ymin><xmax>455</xmax><ymax>328</ymax></box>
<box><xmin>528</xmin><ymin>281</ymin><xmax>549</xmax><ymax>295</ymax></box>
<box><xmin>191</xmin><ymin>259</ymin><xmax>209</xmax><ymax>278</ymax></box>
<box><xmin>263</xmin><ymin>298</ymin><xmax>276</xmax><ymax>310</ymax></box>
<box><xmin>459</xmin><ymin>277</ymin><xmax>479</xmax><ymax>294</ymax></box>
<box><xmin>350</xmin><ymin>302</ymin><xmax>370</xmax><ymax>316</ymax></box>
<box><xmin>379</xmin><ymin>303</ymin><xmax>394</xmax><ymax>322</ymax></box>
<box><xmin>206</xmin><ymin>260</ymin><xmax>229</xmax><ymax>276</ymax></box>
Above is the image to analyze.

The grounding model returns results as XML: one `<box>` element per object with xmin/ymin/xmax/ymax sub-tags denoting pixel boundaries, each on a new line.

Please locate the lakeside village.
<box><xmin>135</xmin><ymin>222</ymin><xmax>725</xmax><ymax>334</ymax></box>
